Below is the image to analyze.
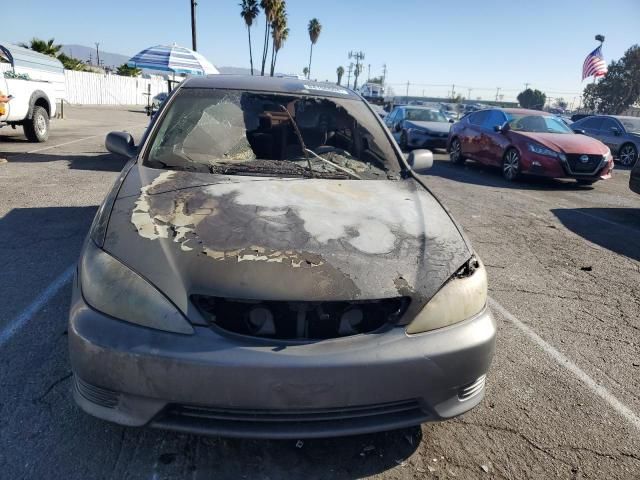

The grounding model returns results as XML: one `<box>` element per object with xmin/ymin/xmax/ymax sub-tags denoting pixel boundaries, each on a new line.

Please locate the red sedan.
<box><xmin>447</xmin><ymin>108</ymin><xmax>613</xmax><ymax>184</ymax></box>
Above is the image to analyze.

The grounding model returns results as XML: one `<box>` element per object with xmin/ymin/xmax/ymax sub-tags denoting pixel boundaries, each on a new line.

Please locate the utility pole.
<box><xmin>524</xmin><ymin>83</ymin><xmax>530</xmax><ymax>90</ymax></box>
<box><xmin>495</xmin><ymin>87</ymin><xmax>501</xmax><ymax>102</ymax></box>
<box><xmin>94</xmin><ymin>42</ymin><xmax>100</xmax><ymax>68</ymax></box>
<box><xmin>405</xmin><ymin>81</ymin><xmax>410</xmax><ymax>102</ymax></box>
<box><xmin>348</xmin><ymin>51</ymin><xmax>365</xmax><ymax>89</ymax></box>
<box><xmin>382</xmin><ymin>63</ymin><xmax>387</xmax><ymax>85</ymax></box>
<box><xmin>190</xmin><ymin>0</ymin><xmax>198</xmax><ymax>51</ymax></box>
<box><xmin>367</xmin><ymin>64</ymin><xmax>371</xmax><ymax>81</ymax></box>
<box><xmin>451</xmin><ymin>84</ymin><xmax>456</xmax><ymax>100</ymax></box>
<box><xmin>467</xmin><ymin>87</ymin><xmax>472</xmax><ymax>100</ymax></box>
<box><xmin>346</xmin><ymin>63</ymin><xmax>354</xmax><ymax>89</ymax></box>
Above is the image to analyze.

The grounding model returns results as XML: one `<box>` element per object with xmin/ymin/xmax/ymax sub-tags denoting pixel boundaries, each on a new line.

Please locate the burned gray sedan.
<box><xmin>69</xmin><ymin>76</ymin><xmax>496</xmax><ymax>439</ymax></box>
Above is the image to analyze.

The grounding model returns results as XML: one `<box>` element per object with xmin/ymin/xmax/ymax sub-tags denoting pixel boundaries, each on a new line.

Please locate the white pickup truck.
<box><xmin>0</xmin><ymin>43</ymin><xmax>65</xmax><ymax>142</ymax></box>
<box><xmin>0</xmin><ymin>75</ymin><xmax>57</xmax><ymax>142</ymax></box>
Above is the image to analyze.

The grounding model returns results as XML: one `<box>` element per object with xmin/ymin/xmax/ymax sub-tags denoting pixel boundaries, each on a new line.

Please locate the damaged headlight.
<box><xmin>80</xmin><ymin>241</ymin><xmax>194</xmax><ymax>334</ymax></box>
<box><xmin>406</xmin><ymin>257</ymin><xmax>487</xmax><ymax>334</ymax></box>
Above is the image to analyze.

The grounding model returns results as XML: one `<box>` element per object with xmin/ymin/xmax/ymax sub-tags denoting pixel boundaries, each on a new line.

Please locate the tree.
<box><xmin>582</xmin><ymin>45</ymin><xmax>640</xmax><ymax>114</ymax></box>
<box><xmin>353</xmin><ymin>63</ymin><xmax>362</xmax><ymax>90</ymax></box>
<box><xmin>269</xmin><ymin>1</ymin><xmax>287</xmax><ymax>76</ymax></box>
<box><xmin>554</xmin><ymin>97</ymin><xmax>568</xmax><ymax>110</ymax></box>
<box><xmin>307</xmin><ymin>18</ymin><xmax>322</xmax><ymax>79</ymax></box>
<box><xmin>117</xmin><ymin>63</ymin><xmax>141</xmax><ymax>77</ymax></box>
<box><xmin>302</xmin><ymin>67</ymin><xmax>309</xmax><ymax>78</ymax></box>
<box><xmin>368</xmin><ymin>76</ymin><xmax>383</xmax><ymax>85</ymax></box>
<box><xmin>240</xmin><ymin>0</ymin><xmax>260</xmax><ymax>75</ymax></box>
<box><xmin>20</xmin><ymin>38</ymin><xmax>62</xmax><ymax>57</ymax></box>
<box><xmin>517</xmin><ymin>88</ymin><xmax>547</xmax><ymax>110</ymax></box>
<box><xmin>336</xmin><ymin>66</ymin><xmax>344</xmax><ymax>85</ymax></box>
<box><xmin>260</xmin><ymin>0</ymin><xmax>279</xmax><ymax>76</ymax></box>
<box><xmin>58</xmin><ymin>53</ymin><xmax>86</xmax><ymax>71</ymax></box>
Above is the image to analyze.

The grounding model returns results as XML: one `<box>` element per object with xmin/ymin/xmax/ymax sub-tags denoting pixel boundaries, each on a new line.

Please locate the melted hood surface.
<box><xmin>104</xmin><ymin>166</ymin><xmax>471</xmax><ymax>321</ymax></box>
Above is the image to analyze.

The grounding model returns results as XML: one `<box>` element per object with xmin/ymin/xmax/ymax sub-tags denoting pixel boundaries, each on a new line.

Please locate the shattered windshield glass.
<box><xmin>145</xmin><ymin>88</ymin><xmax>400</xmax><ymax>180</ymax></box>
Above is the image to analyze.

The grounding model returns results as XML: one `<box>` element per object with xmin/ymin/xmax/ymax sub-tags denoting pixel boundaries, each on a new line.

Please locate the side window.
<box><xmin>469</xmin><ymin>110</ymin><xmax>490</xmax><ymax>126</ymax></box>
<box><xmin>600</xmin><ymin>118</ymin><xmax>619</xmax><ymax>133</ymax></box>
<box><xmin>483</xmin><ymin>110</ymin><xmax>506</xmax><ymax>129</ymax></box>
<box><xmin>385</xmin><ymin>109</ymin><xmax>397</xmax><ymax>125</ymax></box>
<box><xmin>580</xmin><ymin>117</ymin><xmax>604</xmax><ymax>130</ymax></box>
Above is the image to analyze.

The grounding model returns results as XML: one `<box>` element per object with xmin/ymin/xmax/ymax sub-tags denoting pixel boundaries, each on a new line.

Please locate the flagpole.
<box><xmin>593</xmin><ymin>34</ymin><xmax>605</xmax><ymax>84</ymax></box>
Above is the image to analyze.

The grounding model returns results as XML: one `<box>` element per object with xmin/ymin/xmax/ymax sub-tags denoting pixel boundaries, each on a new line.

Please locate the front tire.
<box><xmin>24</xmin><ymin>106</ymin><xmax>50</xmax><ymax>142</ymax></box>
<box><xmin>618</xmin><ymin>143</ymin><xmax>637</xmax><ymax>167</ymax></box>
<box><xmin>449</xmin><ymin>138</ymin><xmax>465</xmax><ymax>164</ymax></box>
<box><xmin>502</xmin><ymin>148</ymin><xmax>520</xmax><ymax>181</ymax></box>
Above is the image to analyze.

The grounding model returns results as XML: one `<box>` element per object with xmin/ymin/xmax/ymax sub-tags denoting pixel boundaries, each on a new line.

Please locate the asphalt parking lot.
<box><xmin>0</xmin><ymin>106</ymin><xmax>639</xmax><ymax>480</ymax></box>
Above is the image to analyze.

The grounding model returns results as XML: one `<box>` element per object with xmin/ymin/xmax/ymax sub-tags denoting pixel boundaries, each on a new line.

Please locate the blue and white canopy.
<box><xmin>127</xmin><ymin>44</ymin><xmax>219</xmax><ymax>76</ymax></box>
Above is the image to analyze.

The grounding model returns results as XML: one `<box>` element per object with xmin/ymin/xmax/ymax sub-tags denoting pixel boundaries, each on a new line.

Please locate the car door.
<box><xmin>462</xmin><ymin>110</ymin><xmax>490</xmax><ymax>161</ymax></box>
<box><xmin>597</xmin><ymin>117</ymin><xmax>625</xmax><ymax>154</ymax></box>
<box><xmin>575</xmin><ymin>116</ymin><xmax>604</xmax><ymax>141</ymax></box>
<box><xmin>391</xmin><ymin>108</ymin><xmax>406</xmax><ymax>142</ymax></box>
<box><xmin>479</xmin><ymin>110</ymin><xmax>509</xmax><ymax>166</ymax></box>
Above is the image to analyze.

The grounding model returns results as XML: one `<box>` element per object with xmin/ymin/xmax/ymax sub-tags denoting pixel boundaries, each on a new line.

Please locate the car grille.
<box><xmin>193</xmin><ymin>295</ymin><xmax>410</xmax><ymax>340</ymax></box>
<box><xmin>74</xmin><ymin>376</ymin><xmax>120</xmax><ymax>409</ymax></box>
<box><xmin>152</xmin><ymin>399</ymin><xmax>428</xmax><ymax>438</ymax></box>
<box><xmin>565</xmin><ymin>154</ymin><xmax>603</xmax><ymax>174</ymax></box>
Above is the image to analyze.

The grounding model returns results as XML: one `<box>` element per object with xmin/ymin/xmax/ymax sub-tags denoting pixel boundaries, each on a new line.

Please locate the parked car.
<box><xmin>384</xmin><ymin>105</ymin><xmax>453</xmax><ymax>150</ymax></box>
<box><xmin>571</xmin><ymin>113</ymin><xmax>592</xmax><ymax>122</ymax></box>
<box><xmin>69</xmin><ymin>75</ymin><xmax>496</xmax><ymax>439</ymax></box>
<box><xmin>447</xmin><ymin>108</ymin><xmax>613</xmax><ymax>184</ymax></box>
<box><xmin>570</xmin><ymin>115</ymin><xmax>640</xmax><ymax>166</ymax></box>
<box><xmin>630</xmin><ymin>158</ymin><xmax>640</xmax><ymax>194</ymax></box>
<box><xmin>0</xmin><ymin>43</ymin><xmax>63</xmax><ymax>142</ymax></box>
<box><xmin>149</xmin><ymin>91</ymin><xmax>169</xmax><ymax>115</ymax></box>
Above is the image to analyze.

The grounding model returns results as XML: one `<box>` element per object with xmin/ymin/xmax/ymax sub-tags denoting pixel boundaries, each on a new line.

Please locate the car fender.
<box><xmin>26</xmin><ymin>90</ymin><xmax>51</xmax><ymax>119</ymax></box>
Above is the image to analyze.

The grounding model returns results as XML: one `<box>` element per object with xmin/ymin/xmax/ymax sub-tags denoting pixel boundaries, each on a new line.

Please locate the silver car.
<box><xmin>69</xmin><ymin>76</ymin><xmax>496</xmax><ymax>439</ymax></box>
<box><xmin>572</xmin><ymin>115</ymin><xmax>640</xmax><ymax>166</ymax></box>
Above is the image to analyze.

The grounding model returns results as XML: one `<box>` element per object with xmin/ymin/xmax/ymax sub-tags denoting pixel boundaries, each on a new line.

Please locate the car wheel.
<box><xmin>449</xmin><ymin>138</ymin><xmax>465</xmax><ymax>164</ymax></box>
<box><xmin>502</xmin><ymin>148</ymin><xmax>520</xmax><ymax>181</ymax></box>
<box><xmin>400</xmin><ymin>131</ymin><xmax>409</xmax><ymax>151</ymax></box>
<box><xmin>576</xmin><ymin>179</ymin><xmax>596</xmax><ymax>186</ymax></box>
<box><xmin>618</xmin><ymin>143</ymin><xmax>638</xmax><ymax>167</ymax></box>
<box><xmin>23</xmin><ymin>106</ymin><xmax>50</xmax><ymax>142</ymax></box>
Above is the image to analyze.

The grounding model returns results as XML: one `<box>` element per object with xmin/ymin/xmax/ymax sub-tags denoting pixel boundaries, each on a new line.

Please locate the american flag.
<box><xmin>582</xmin><ymin>45</ymin><xmax>608</xmax><ymax>80</ymax></box>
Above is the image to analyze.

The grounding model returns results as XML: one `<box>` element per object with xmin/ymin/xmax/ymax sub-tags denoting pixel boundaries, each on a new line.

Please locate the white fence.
<box><xmin>64</xmin><ymin>70</ymin><xmax>168</xmax><ymax>105</ymax></box>
<box><xmin>2</xmin><ymin>63</ymin><xmax>169</xmax><ymax>105</ymax></box>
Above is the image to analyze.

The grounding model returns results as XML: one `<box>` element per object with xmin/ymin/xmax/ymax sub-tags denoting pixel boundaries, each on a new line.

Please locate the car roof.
<box><xmin>180</xmin><ymin>74</ymin><xmax>360</xmax><ymax>99</ymax></box>
<box><xmin>500</xmin><ymin>108</ymin><xmax>553</xmax><ymax>116</ymax></box>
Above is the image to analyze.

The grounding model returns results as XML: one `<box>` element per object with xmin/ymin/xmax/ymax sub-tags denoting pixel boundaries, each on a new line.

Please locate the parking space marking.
<box><xmin>0</xmin><ymin>264</ymin><xmax>75</xmax><ymax>348</ymax></box>
<box><xmin>26</xmin><ymin>135</ymin><xmax>103</xmax><ymax>154</ymax></box>
<box><xmin>489</xmin><ymin>297</ymin><xmax>640</xmax><ymax>433</ymax></box>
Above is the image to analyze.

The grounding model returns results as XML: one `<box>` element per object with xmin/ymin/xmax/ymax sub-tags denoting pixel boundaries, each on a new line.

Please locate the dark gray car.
<box><xmin>384</xmin><ymin>106</ymin><xmax>453</xmax><ymax>150</ymax></box>
<box><xmin>571</xmin><ymin>115</ymin><xmax>640</xmax><ymax>166</ymax></box>
<box><xmin>68</xmin><ymin>76</ymin><xmax>496</xmax><ymax>439</ymax></box>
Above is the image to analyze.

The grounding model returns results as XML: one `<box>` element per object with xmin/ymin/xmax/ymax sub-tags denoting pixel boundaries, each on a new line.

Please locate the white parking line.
<box><xmin>27</xmin><ymin>135</ymin><xmax>103</xmax><ymax>154</ymax></box>
<box><xmin>0</xmin><ymin>264</ymin><xmax>75</xmax><ymax>348</ymax></box>
<box><xmin>489</xmin><ymin>297</ymin><xmax>640</xmax><ymax>433</ymax></box>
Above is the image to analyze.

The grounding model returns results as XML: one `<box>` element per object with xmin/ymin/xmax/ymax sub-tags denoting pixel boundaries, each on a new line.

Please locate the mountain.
<box><xmin>62</xmin><ymin>44</ymin><xmax>130</xmax><ymax>68</ymax></box>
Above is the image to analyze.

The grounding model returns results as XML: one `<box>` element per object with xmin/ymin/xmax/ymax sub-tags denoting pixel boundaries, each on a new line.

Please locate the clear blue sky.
<box><xmin>4</xmin><ymin>0</ymin><xmax>639</xmax><ymax>103</ymax></box>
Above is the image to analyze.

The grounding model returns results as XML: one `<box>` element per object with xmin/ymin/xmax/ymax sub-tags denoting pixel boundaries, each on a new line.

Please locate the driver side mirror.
<box><xmin>106</xmin><ymin>131</ymin><xmax>137</xmax><ymax>158</ymax></box>
<box><xmin>394</xmin><ymin>122</ymin><xmax>403</xmax><ymax>132</ymax></box>
<box><xmin>611</xmin><ymin>127</ymin><xmax>621</xmax><ymax>136</ymax></box>
<box><xmin>407</xmin><ymin>149</ymin><xmax>433</xmax><ymax>173</ymax></box>
<box><xmin>572</xmin><ymin>128</ymin><xmax>586</xmax><ymax>135</ymax></box>
<box><xmin>449</xmin><ymin>118</ymin><xmax>455</xmax><ymax>124</ymax></box>
<box><xmin>494</xmin><ymin>123</ymin><xmax>510</xmax><ymax>133</ymax></box>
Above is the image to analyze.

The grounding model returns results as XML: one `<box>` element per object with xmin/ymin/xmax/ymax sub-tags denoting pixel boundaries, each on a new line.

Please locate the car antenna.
<box><xmin>278</xmin><ymin>105</ymin><xmax>314</xmax><ymax>178</ymax></box>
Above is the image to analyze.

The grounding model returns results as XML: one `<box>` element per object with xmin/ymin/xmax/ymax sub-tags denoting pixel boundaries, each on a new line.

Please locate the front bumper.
<box><xmin>521</xmin><ymin>152</ymin><xmax>613</xmax><ymax>181</ymax></box>
<box><xmin>68</xmin><ymin>279</ymin><xmax>497</xmax><ymax>439</ymax></box>
<box><xmin>408</xmin><ymin>132</ymin><xmax>448</xmax><ymax>150</ymax></box>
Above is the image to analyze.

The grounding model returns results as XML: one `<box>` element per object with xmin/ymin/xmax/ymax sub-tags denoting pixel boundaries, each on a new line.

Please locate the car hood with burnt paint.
<box><xmin>405</xmin><ymin>120</ymin><xmax>451</xmax><ymax>134</ymax></box>
<box><xmin>104</xmin><ymin>165</ymin><xmax>472</xmax><ymax>324</ymax></box>
<box><xmin>515</xmin><ymin>131</ymin><xmax>609</xmax><ymax>155</ymax></box>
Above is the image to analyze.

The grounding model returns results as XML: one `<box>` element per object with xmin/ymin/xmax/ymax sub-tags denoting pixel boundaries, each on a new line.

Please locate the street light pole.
<box><xmin>95</xmin><ymin>42</ymin><xmax>100</xmax><ymax>67</ymax></box>
<box><xmin>191</xmin><ymin>0</ymin><xmax>198</xmax><ymax>51</ymax></box>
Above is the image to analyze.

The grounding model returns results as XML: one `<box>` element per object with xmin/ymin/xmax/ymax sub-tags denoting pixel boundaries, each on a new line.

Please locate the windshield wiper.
<box><xmin>278</xmin><ymin>105</ymin><xmax>314</xmax><ymax>178</ymax></box>
<box><xmin>304</xmin><ymin>148</ymin><xmax>361</xmax><ymax>180</ymax></box>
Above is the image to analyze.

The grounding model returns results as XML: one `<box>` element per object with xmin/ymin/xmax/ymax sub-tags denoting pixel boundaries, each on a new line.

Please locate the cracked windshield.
<box><xmin>147</xmin><ymin>89</ymin><xmax>399</xmax><ymax>179</ymax></box>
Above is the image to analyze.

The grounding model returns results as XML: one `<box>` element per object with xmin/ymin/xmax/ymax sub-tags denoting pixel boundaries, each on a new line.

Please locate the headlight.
<box><xmin>406</xmin><ymin>257</ymin><xmax>487</xmax><ymax>334</ymax></box>
<box><xmin>527</xmin><ymin>143</ymin><xmax>559</xmax><ymax>158</ymax></box>
<box><xmin>80</xmin><ymin>241</ymin><xmax>194</xmax><ymax>334</ymax></box>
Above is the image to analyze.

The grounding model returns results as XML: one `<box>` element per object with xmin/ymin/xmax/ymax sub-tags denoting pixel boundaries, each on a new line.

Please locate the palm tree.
<box><xmin>303</xmin><ymin>67</ymin><xmax>309</xmax><ymax>78</ymax></box>
<box><xmin>307</xmin><ymin>18</ymin><xmax>322</xmax><ymax>79</ymax></box>
<box><xmin>336</xmin><ymin>66</ymin><xmax>344</xmax><ymax>85</ymax></box>
<box><xmin>20</xmin><ymin>38</ymin><xmax>62</xmax><ymax>57</ymax></box>
<box><xmin>260</xmin><ymin>0</ymin><xmax>279</xmax><ymax>76</ymax></box>
<box><xmin>270</xmin><ymin>3</ymin><xmax>288</xmax><ymax>76</ymax></box>
<box><xmin>353</xmin><ymin>63</ymin><xmax>362</xmax><ymax>90</ymax></box>
<box><xmin>239</xmin><ymin>0</ymin><xmax>260</xmax><ymax>75</ymax></box>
